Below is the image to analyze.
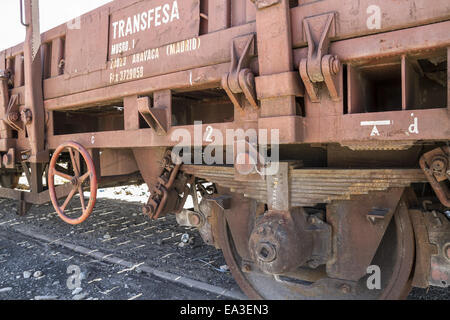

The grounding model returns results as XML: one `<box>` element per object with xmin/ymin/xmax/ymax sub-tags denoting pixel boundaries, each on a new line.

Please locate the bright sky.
<box><xmin>0</xmin><ymin>0</ymin><xmax>112</xmax><ymax>51</ymax></box>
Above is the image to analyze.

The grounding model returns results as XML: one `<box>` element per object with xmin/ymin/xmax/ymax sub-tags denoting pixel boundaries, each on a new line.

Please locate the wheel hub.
<box><xmin>71</xmin><ymin>177</ymin><xmax>79</xmax><ymax>186</ymax></box>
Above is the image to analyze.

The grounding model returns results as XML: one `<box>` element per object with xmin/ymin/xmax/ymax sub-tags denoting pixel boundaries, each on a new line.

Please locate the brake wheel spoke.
<box><xmin>78</xmin><ymin>185</ymin><xmax>86</xmax><ymax>212</ymax></box>
<box><xmin>53</xmin><ymin>170</ymin><xmax>73</xmax><ymax>182</ymax></box>
<box><xmin>79</xmin><ymin>171</ymin><xmax>91</xmax><ymax>183</ymax></box>
<box><xmin>68</xmin><ymin>147</ymin><xmax>80</xmax><ymax>176</ymax></box>
<box><xmin>61</xmin><ymin>187</ymin><xmax>77</xmax><ymax>211</ymax></box>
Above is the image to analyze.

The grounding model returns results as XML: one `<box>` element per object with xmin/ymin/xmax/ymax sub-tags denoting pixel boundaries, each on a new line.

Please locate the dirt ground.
<box><xmin>0</xmin><ymin>196</ymin><xmax>241</xmax><ymax>300</ymax></box>
<box><xmin>0</xmin><ymin>195</ymin><xmax>448</xmax><ymax>300</ymax></box>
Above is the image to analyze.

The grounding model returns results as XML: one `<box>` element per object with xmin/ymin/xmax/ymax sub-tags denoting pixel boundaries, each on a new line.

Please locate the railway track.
<box><xmin>0</xmin><ymin>196</ymin><xmax>447</xmax><ymax>300</ymax></box>
<box><xmin>0</xmin><ymin>197</ymin><xmax>244</xmax><ymax>300</ymax></box>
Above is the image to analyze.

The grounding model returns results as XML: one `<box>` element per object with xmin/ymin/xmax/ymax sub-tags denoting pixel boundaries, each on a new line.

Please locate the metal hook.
<box><xmin>20</xmin><ymin>0</ymin><xmax>29</xmax><ymax>27</ymax></box>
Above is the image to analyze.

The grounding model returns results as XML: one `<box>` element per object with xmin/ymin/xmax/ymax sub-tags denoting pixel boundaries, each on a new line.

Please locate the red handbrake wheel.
<box><xmin>48</xmin><ymin>142</ymin><xmax>97</xmax><ymax>225</ymax></box>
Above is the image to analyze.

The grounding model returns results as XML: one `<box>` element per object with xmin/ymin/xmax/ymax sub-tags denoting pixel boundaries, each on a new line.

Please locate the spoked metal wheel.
<box><xmin>218</xmin><ymin>197</ymin><xmax>415</xmax><ymax>300</ymax></box>
<box><xmin>48</xmin><ymin>142</ymin><xmax>97</xmax><ymax>225</ymax></box>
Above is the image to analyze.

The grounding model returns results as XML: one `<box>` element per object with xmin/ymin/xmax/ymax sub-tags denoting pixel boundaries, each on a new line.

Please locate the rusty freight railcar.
<box><xmin>0</xmin><ymin>0</ymin><xmax>449</xmax><ymax>299</ymax></box>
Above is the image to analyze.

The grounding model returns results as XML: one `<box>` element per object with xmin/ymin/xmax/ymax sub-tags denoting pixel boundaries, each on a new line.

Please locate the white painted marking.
<box><xmin>360</xmin><ymin>120</ymin><xmax>391</xmax><ymax>126</ymax></box>
<box><xmin>205</xmin><ymin>126</ymin><xmax>214</xmax><ymax>142</ymax></box>
<box><xmin>409</xmin><ymin>113</ymin><xmax>419</xmax><ymax>134</ymax></box>
<box><xmin>367</xmin><ymin>5</ymin><xmax>382</xmax><ymax>30</ymax></box>
<box><xmin>371</xmin><ymin>126</ymin><xmax>380</xmax><ymax>136</ymax></box>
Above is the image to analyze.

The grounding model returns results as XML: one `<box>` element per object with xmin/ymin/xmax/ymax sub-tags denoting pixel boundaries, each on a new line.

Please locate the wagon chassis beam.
<box><xmin>2</xmin><ymin>21</ymin><xmax>441</xmax><ymax>154</ymax></box>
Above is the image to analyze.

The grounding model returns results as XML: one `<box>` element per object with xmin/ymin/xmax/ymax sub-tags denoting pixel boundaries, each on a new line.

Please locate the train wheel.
<box><xmin>48</xmin><ymin>142</ymin><xmax>97</xmax><ymax>225</ymax></box>
<box><xmin>217</xmin><ymin>196</ymin><xmax>415</xmax><ymax>300</ymax></box>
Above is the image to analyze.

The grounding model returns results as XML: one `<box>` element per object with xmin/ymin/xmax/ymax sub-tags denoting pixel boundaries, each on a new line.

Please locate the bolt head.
<box><xmin>331</xmin><ymin>56</ymin><xmax>341</xmax><ymax>75</ymax></box>
<box><xmin>256</xmin><ymin>242</ymin><xmax>277</xmax><ymax>263</ymax></box>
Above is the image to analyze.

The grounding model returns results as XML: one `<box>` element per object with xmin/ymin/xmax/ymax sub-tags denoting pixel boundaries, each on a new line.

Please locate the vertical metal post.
<box><xmin>0</xmin><ymin>73</ymin><xmax>12</xmax><ymax>140</ymax></box>
<box><xmin>50</xmin><ymin>37</ymin><xmax>64</xmax><ymax>77</ymax></box>
<box><xmin>23</xmin><ymin>0</ymin><xmax>47</xmax><ymax>163</ymax></box>
<box><xmin>124</xmin><ymin>95</ymin><xmax>140</xmax><ymax>131</ymax></box>
<box><xmin>254</xmin><ymin>0</ymin><xmax>297</xmax><ymax>117</ymax></box>
<box><xmin>14</xmin><ymin>55</ymin><xmax>24</xmax><ymax>88</ymax></box>
<box><xmin>29</xmin><ymin>163</ymin><xmax>44</xmax><ymax>193</ymax></box>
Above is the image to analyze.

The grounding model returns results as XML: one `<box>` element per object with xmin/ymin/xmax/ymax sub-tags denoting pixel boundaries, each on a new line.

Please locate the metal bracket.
<box><xmin>266</xmin><ymin>162</ymin><xmax>290</xmax><ymax>211</ymax></box>
<box><xmin>142</xmin><ymin>150</ymin><xmax>181</xmax><ymax>220</ymax></box>
<box><xmin>17</xmin><ymin>192</ymin><xmax>32</xmax><ymax>216</ymax></box>
<box><xmin>420</xmin><ymin>146</ymin><xmax>450</xmax><ymax>207</ymax></box>
<box><xmin>413</xmin><ymin>209</ymin><xmax>450</xmax><ymax>288</ymax></box>
<box><xmin>0</xmin><ymin>69</ymin><xmax>10</xmax><ymax>80</ymax></box>
<box><xmin>428</xmin><ymin>211</ymin><xmax>450</xmax><ymax>288</ymax></box>
<box><xmin>222</xmin><ymin>34</ymin><xmax>259</xmax><ymax>110</ymax></box>
<box><xmin>206</xmin><ymin>195</ymin><xmax>232</xmax><ymax>211</ymax></box>
<box><xmin>299</xmin><ymin>12</ymin><xmax>341</xmax><ymax>103</ymax></box>
<box><xmin>137</xmin><ymin>93</ymin><xmax>171</xmax><ymax>135</ymax></box>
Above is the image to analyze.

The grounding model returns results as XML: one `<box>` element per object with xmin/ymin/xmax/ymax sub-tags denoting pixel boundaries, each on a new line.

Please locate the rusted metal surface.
<box><xmin>137</xmin><ymin>91</ymin><xmax>172</xmax><ymax>135</ymax></box>
<box><xmin>291</xmin><ymin>0</ymin><xmax>450</xmax><ymax>48</ymax></box>
<box><xmin>248</xmin><ymin>208</ymin><xmax>331</xmax><ymax>275</ymax></box>
<box><xmin>424</xmin><ymin>210</ymin><xmax>450</xmax><ymax>288</ymax></box>
<box><xmin>183</xmin><ymin>165</ymin><xmax>428</xmax><ymax>207</ymax></box>
<box><xmin>142</xmin><ymin>150</ymin><xmax>181</xmax><ymax>220</ymax></box>
<box><xmin>217</xmin><ymin>191</ymin><xmax>415</xmax><ymax>299</ymax></box>
<box><xmin>22</xmin><ymin>0</ymin><xmax>46</xmax><ymax>164</ymax></box>
<box><xmin>222</xmin><ymin>34</ymin><xmax>258</xmax><ymax>110</ymax></box>
<box><xmin>410</xmin><ymin>209</ymin><xmax>450</xmax><ymax>288</ymax></box>
<box><xmin>0</xmin><ymin>0</ymin><xmax>449</xmax><ymax>299</ymax></box>
<box><xmin>299</xmin><ymin>12</ymin><xmax>340</xmax><ymax>103</ymax></box>
<box><xmin>326</xmin><ymin>189</ymin><xmax>405</xmax><ymax>281</ymax></box>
